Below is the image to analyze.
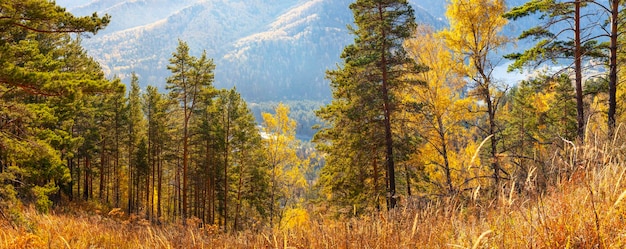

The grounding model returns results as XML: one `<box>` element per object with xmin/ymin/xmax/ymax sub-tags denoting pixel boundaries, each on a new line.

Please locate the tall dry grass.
<box><xmin>3</xmin><ymin>135</ymin><xmax>626</xmax><ymax>248</ymax></box>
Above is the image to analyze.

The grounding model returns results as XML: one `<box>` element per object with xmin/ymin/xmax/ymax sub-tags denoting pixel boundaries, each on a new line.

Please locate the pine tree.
<box><xmin>166</xmin><ymin>40</ymin><xmax>215</xmax><ymax>223</ymax></box>
<box><xmin>0</xmin><ymin>0</ymin><xmax>110</xmax><ymax>209</ymax></box>
<box><xmin>316</xmin><ymin>0</ymin><xmax>421</xmax><ymax>211</ymax></box>
<box><xmin>97</xmin><ymin>79</ymin><xmax>127</xmax><ymax>205</ymax></box>
<box><xmin>143</xmin><ymin>85</ymin><xmax>170</xmax><ymax>222</ymax></box>
<box><xmin>504</xmin><ymin>0</ymin><xmax>606</xmax><ymax>140</ymax></box>
<box><xmin>503</xmin><ymin>73</ymin><xmax>577</xmax><ymax>192</ymax></box>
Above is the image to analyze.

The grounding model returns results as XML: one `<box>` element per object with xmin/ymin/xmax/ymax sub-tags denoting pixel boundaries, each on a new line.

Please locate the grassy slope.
<box><xmin>3</xmin><ymin>140</ymin><xmax>626</xmax><ymax>248</ymax></box>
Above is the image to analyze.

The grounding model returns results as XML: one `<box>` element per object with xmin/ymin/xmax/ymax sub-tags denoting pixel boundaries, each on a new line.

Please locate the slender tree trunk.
<box><xmin>84</xmin><ymin>157</ymin><xmax>90</xmax><ymax>200</ymax></box>
<box><xmin>487</xmin><ymin>90</ymin><xmax>500</xmax><ymax>194</ymax></box>
<box><xmin>105</xmin><ymin>154</ymin><xmax>109</xmax><ymax>204</ymax></box>
<box><xmin>114</xmin><ymin>102</ymin><xmax>120</xmax><ymax>207</ymax></box>
<box><xmin>157</xmin><ymin>145</ymin><xmax>162</xmax><ymax>222</ymax></box>
<box><xmin>147</xmin><ymin>122</ymin><xmax>152</xmax><ymax>221</ymax></box>
<box><xmin>223</xmin><ymin>112</ymin><xmax>230</xmax><ymax>231</ymax></box>
<box><xmin>207</xmin><ymin>143</ymin><xmax>216</xmax><ymax>225</ymax></box>
<box><xmin>100</xmin><ymin>139</ymin><xmax>106</xmax><ymax>201</ymax></box>
<box><xmin>269</xmin><ymin>162</ymin><xmax>277</xmax><ymax>224</ymax></box>
<box><xmin>575</xmin><ymin>0</ymin><xmax>585</xmax><ymax>141</ymax></box>
<box><xmin>194</xmin><ymin>166</ymin><xmax>200</xmax><ymax>219</ymax></box>
<box><xmin>68</xmin><ymin>158</ymin><xmax>74</xmax><ymax>201</ymax></box>
<box><xmin>210</xmin><ymin>166</ymin><xmax>215</xmax><ymax>225</ymax></box>
<box><xmin>177</xmin><ymin>150</ymin><xmax>182</xmax><ymax>221</ymax></box>
<box><xmin>204</xmin><ymin>136</ymin><xmax>211</xmax><ymax>224</ymax></box>
<box><xmin>234</xmin><ymin>151</ymin><xmax>244</xmax><ymax>231</ymax></box>
<box><xmin>77</xmin><ymin>157</ymin><xmax>81</xmax><ymax>201</ymax></box>
<box><xmin>183</xmin><ymin>104</ymin><xmax>189</xmax><ymax>224</ymax></box>
<box><xmin>135</xmin><ymin>163</ymin><xmax>140</xmax><ymax>214</ymax></box>
<box><xmin>89</xmin><ymin>157</ymin><xmax>93</xmax><ymax>199</ymax></box>
<box><xmin>378</xmin><ymin>3</ymin><xmax>396</xmax><ymax>210</ymax></box>
<box><xmin>404</xmin><ymin>163</ymin><xmax>412</xmax><ymax>197</ymax></box>
<box><xmin>372</xmin><ymin>147</ymin><xmax>379</xmax><ymax>211</ymax></box>
<box><xmin>438</xmin><ymin>117</ymin><xmax>453</xmax><ymax>195</ymax></box>
<box><xmin>608</xmin><ymin>0</ymin><xmax>619</xmax><ymax>138</ymax></box>
<box><xmin>152</xmin><ymin>142</ymin><xmax>157</xmax><ymax>221</ymax></box>
<box><xmin>128</xmin><ymin>131</ymin><xmax>134</xmax><ymax>214</ymax></box>
<box><xmin>146</xmin><ymin>153</ymin><xmax>151</xmax><ymax>220</ymax></box>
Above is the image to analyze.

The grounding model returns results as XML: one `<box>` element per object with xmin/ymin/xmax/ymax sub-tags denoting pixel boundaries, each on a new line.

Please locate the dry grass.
<box><xmin>3</xmin><ymin>139</ymin><xmax>626</xmax><ymax>248</ymax></box>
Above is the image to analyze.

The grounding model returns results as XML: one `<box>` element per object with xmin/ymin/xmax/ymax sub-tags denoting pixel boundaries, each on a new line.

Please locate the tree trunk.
<box><xmin>84</xmin><ymin>157</ymin><xmax>90</xmax><ymax>200</ymax></box>
<box><xmin>100</xmin><ymin>138</ymin><xmax>106</xmax><ymax>201</ymax></box>
<box><xmin>128</xmin><ymin>129</ymin><xmax>134</xmax><ymax>214</ymax></box>
<box><xmin>68</xmin><ymin>158</ymin><xmax>74</xmax><ymax>201</ymax></box>
<box><xmin>114</xmin><ymin>101</ymin><xmax>120</xmax><ymax>208</ymax></box>
<box><xmin>439</xmin><ymin>116</ymin><xmax>453</xmax><ymax>195</ymax></box>
<box><xmin>157</xmin><ymin>145</ymin><xmax>162</xmax><ymax>222</ymax></box>
<box><xmin>234</xmin><ymin>150</ymin><xmax>245</xmax><ymax>231</ymax></box>
<box><xmin>182</xmin><ymin>110</ymin><xmax>189</xmax><ymax>224</ymax></box>
<box><xmin>575</xmin><ymin>0</ymin><xmax>585</xmax><ymax>141</ymax></box>
<box><xmin>487</xmin><ymin>90</ymin><xmax>500</xmax><ymax>195</ymax></box>
<box><xmin>77</xmin><ymin>157</ymin><xmax>81</xmax><ymax>201</ymax></box>
<box><xmin>608</xmin><ymin>0</ymin><xmax>618</xmax><ymax>138</ymax></box>
<box><xmin>223</xmin><ymin>112</ymin><xmax>230</xmax><ymax>231</ymax></box>
<box><xmin>378</xmin><ymin>3</ymin><xmax>397</xmax><ymax>210</ymax></box>
<box><xmin>372</xmin><ymin>147</ymin><xmax>379</xmax><ymax>210</ymax></box>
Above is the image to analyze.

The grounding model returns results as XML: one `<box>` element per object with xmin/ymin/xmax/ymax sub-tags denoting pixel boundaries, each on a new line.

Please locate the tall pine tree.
<box><xmin>166</xmin><ymin>40</ymin><xmax>215</xmax><ymax>223</ymax></box>
<box><xmin>316</xmin><ymin>0</ymin><xmax>421</xmax><ymax>210</ymax></box>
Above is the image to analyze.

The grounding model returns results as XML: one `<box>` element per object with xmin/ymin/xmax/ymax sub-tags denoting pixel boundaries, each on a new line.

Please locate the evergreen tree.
<box><xmin>504</xmin><ymin>0</ymin><xmax>606</xmax><ymax>140</ymax></box>
<box><xmin>166</xmin><ymin>40</ymin><xmax>215</xmax><ymax>223</ymax></box>
<box><xmin>315</xmin><ymin>0</ymin><xmax>422</xmax><ymax>211</ymax></box>
<box><xmin>503</xmin><ymin>73</ymin><xmax>577</xmax><ymax>192</ymax></box>
<box><xmin>97</xmin><ymin>79</ymin><xmax>127</xmax><ymax>205</ymax></box>
<box><xmin>143</xmin><ymin>85</ymin><xmax>170</xmax><ymax>222</ymax></box>
<box><xmin>127</xmin><ymin>73</ymin><xmax>146</xmax><ymax>215</ymax></box>
<box><xmin>0</xmin><ymin>0</ymin><xmax>109</xmax><ymax>212</ymax></box>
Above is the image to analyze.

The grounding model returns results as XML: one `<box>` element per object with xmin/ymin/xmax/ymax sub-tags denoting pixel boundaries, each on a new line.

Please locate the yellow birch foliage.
<box><xmin>437</xmin><ymin>0</ymin><xmax>509</xmax><ymax>195</ymax></box>
<box><xmin>439</xmin><ymin>0</ymin><xmax>508</xmax><ymax>74</ymax></box>
<box><xmin>262</xmin><ymin>103</ymin><xmax>307</xmax><ymax>225</ymax></box>
<box><xmin>404</xmin><ymin>26</ymin><xmax>478</xmax><ymax>195</ymax></box>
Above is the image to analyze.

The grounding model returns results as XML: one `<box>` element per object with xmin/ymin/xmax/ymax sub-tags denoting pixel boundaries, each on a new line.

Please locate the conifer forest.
<box><xmin>3</xmin><ymin>0</ymin><xmax>626</xmax><ymax>248</ymax></box>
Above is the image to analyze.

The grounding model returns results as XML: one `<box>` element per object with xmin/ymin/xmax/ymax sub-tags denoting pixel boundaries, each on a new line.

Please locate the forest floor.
<box><xmin>3</xmin><ymin>142</ymin><xmax>626</xmax><ymax>248</ymax></box>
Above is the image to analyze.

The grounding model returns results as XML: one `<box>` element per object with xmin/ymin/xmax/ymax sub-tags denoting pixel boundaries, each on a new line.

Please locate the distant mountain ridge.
<box><xmin>63</xmin><ymin>0</ymin><xmax>526</xmax><ymax>102</ymax></box>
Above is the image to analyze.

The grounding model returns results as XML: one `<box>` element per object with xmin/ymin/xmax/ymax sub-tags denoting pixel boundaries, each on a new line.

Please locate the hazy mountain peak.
<box><xmin>71</xmin><ymin>0</ymin><xmax>474</xmax><ymax>101</ymax></box>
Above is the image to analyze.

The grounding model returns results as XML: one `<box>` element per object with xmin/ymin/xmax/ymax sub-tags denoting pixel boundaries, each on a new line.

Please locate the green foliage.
<box><xmin>0</xmin><ymin>0</ymin><xmax>113</xmax><ymax>212</ymax></box>
<box><xmin>504</xmin><ymin>0</ymin><xmax>604</xmax><ymax>73</ymax></box>
<box><xmin>32</xmin><ymin>182</ymin><xmax>58</xmax><ymax>213</ymax></box>
<box><xmin>502</xmin><ymin>73</ymin><xmax>577</xmax><ymax>191</ymax></box>
<box><xmin>0</xmin><ymin>0</ymin><xmax>109</xmax><ymax>34</ymax></box>
<box><xmin>316</xmin><ymin>0</ymin><xmax>422</xmax><ymax>212</ymax></box>
<box><xmin>2</xmin><ymin>0</ymin><xmax>622</xmax><ymax>236</ymax></box>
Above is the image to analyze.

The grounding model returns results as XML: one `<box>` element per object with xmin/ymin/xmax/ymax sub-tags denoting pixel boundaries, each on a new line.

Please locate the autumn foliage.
<box><xmin>4</xmin><ymin>0</ymin><xmax>626</xmax><ymax>247</ymax></box>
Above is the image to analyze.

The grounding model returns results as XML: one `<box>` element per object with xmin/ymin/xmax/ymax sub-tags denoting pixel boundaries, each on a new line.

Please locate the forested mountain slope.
<box><xmin>64</xmin><ymin>0</ymin><xmax>450</xmax><ymax>101</ymax></box>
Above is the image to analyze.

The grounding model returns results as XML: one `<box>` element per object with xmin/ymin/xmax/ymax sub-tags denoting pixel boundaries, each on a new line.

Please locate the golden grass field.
<box><xmin>3</xmin><ymin>139</ymin><xmax>626</xmax><ymax>248</ymax></box>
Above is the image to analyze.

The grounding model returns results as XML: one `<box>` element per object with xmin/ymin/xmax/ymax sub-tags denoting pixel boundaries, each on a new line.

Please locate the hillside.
<box><xmin>3</xmin><ymin>138</ymin><xmax>625</xmax><ymax>248</ymax></box>
<box><xmin>64</xmin><ymin>0</ymin><xmax>447</xmax><ymax>101</ymax></box>
<box><xmin>3</xmin><ymin>1</ymin><xmax>624</xmax><ymax>247</ymax></box>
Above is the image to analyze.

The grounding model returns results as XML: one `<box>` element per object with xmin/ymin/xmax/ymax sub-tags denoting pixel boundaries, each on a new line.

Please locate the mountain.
<box><xmin>62</xmin><ymin>0</ymin><xmax>448</xmax><ymax>102</ymax></box>
<box><xmin>220</xmin><ymin>0</ymin><xmax>449</xmax><ymax>100</ymax></box>
<box><xmin>70</xmin><ymin>0</ymin><xmax>200</xmax><ymax>35</ymax></box>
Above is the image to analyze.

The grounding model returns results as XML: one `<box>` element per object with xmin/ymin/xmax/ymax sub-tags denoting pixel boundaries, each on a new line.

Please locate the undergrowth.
<box><xmin>2</xmin><ymin>137</ymin><xmax>626</xmax><ymax>248</ymax></box>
